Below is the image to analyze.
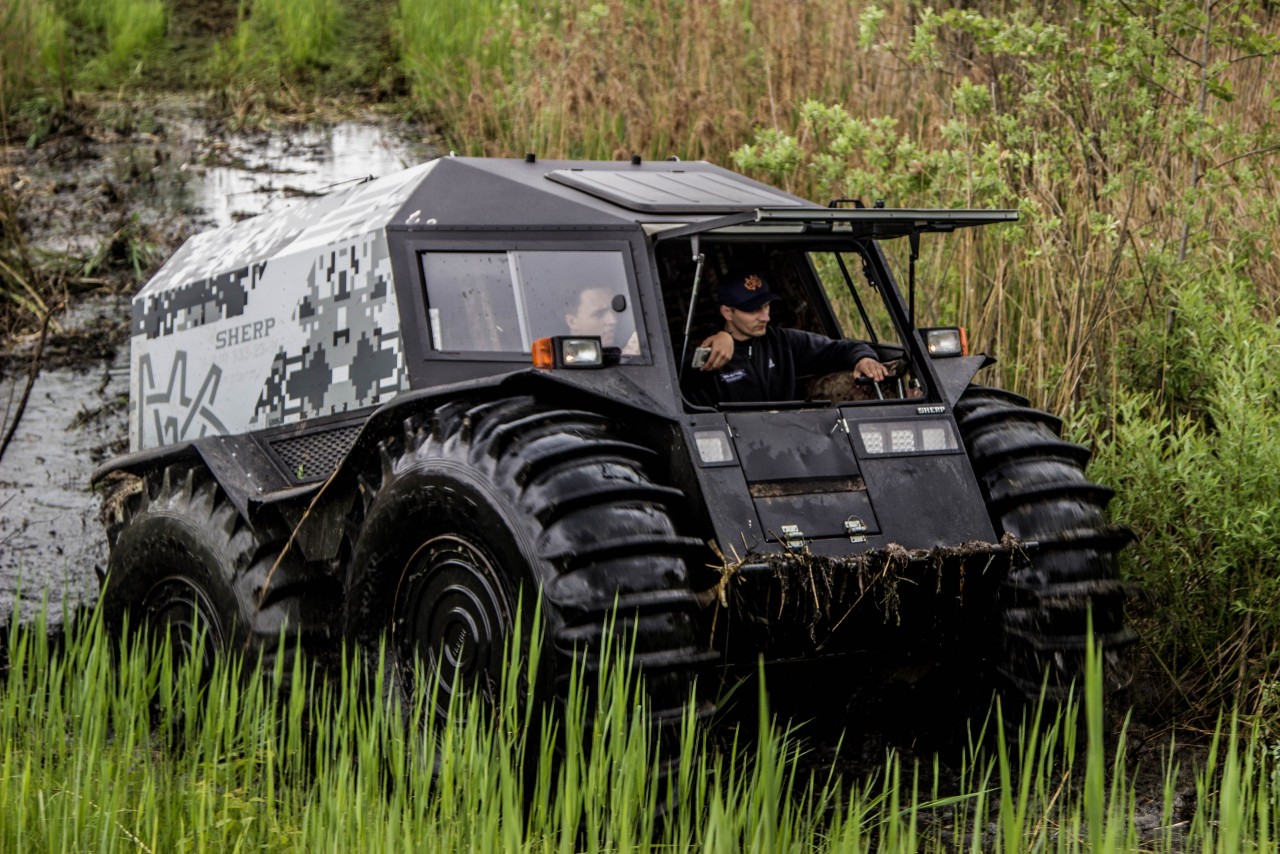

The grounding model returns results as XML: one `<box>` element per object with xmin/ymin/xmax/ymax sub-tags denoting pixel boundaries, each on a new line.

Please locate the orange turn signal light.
<box><xmin>532</xmin><ymin>337</ymin><xmax>556</xmax><ymax>369</ymax></box>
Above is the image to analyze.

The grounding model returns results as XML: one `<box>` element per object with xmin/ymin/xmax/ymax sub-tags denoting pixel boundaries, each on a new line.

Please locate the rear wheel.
<box><xmin>344</xmin><ymin>397</ymin><xmax>712</xmax><ymax>730</ymax></box>
<box><xmin>953</xmin><ymin>386</ymin><xmax>1133</xmax><ymax>699</ymax></box>
<box><xmin>101</xmin><ymin>463</ymin><xmax>313</xmax><ymax>678</ymax></box>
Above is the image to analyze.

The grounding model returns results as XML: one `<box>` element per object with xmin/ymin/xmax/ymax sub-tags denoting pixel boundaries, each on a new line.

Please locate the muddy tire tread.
<box><xmin>345</xmin><ymin>396</ymin><xmax>711</xmax><ymax>725</ymax></box>
<box><xmin>954</xmin><ymin>386</ymin><xmax>1133</xmax><ymax>697</ymax></box>
<box><xmin>102</xmin><ymin>462</ymin><xmax>324</xmax><ymax>670</ymax></box>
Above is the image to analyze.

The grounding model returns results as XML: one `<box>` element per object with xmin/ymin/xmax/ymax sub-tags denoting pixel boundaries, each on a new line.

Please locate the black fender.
<box><xmin>94</xmin><ymin>367</ymin><xmax>682</xmax><ymax>563</ymax></box>
<box><xmin>931</xmin><ymin>353</ymin><xmax>996</xmax><ymax>406</ymax></box>
<box><xmin>351</xmin><ymin>366</ymin><xmax>679</xmax><ymax>465</ymax></box>
<box><xmin>92</xmin><ymin>433</ymin><xmax>297</xmax><ymax>520</ymax></box>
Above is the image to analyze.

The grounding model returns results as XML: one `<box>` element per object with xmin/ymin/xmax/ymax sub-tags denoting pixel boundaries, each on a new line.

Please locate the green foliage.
<box><xmin>98</xmin><ymin>0</ymin><xmax>166</xmax><ymax>79</ymax></box>
<box><xmin>53</xmin><ymin>0</ymin><xmax>167</xmax><ymax>86</ymax></box>
<box><xmin>1079</xmin><ymin>274</ymin><xmax>1280</xmax><ymax>722</ymax></box>
<box><xmin>1</xmin><ymin>0</ymin><xmax>167</xmax><ymax>104</ymax></box>
<box><xmin>213</xmin><ymin>0</ymin><xmax>347</xmax><ymax>86</ymax></box>
<box><xmin>735</xmin><ymin>0</ymin><xmax>1279</xmax><ymax>400</ymax></box>
<box><xmin>0</xmin><ymin>0</ymin><xmax>70</xmax><ymax>118</ymax></box>
<box><xmin>395</xmin><ymin>0</ymin><xmax>516</xmax><ymax>108</ymax></box>
<box><xmin>734</xmin><ymin>102</ymin><xmax>1016</xmax><ymax>207</ymax></box>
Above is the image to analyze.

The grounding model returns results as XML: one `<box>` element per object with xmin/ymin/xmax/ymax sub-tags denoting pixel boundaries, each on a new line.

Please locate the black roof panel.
<box><xmin>545</xmin><ymin>167</ymin><xmax>807</xmax><ymax>213</ymax></box>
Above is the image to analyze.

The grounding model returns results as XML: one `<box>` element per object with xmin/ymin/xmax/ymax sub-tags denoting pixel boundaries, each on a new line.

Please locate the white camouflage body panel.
<box><xmin>129</xmin><ymin>160</ymin><xmax>438</xmax><ymax>451</ymax></box>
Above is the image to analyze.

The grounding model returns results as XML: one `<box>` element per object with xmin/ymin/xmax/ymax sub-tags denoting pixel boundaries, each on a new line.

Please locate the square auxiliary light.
<box><xmin>857</xmin><ymin>420</ymin><xmax>958</xmax><ymax>456</ymax></box>
<box><xmin>559</xmin><ymin>337</ymin><xmax>604</xmax><ymax>366</ymax></box>
<box><xmin>921</xmin><ymin>326</ymin><xmax>968</xmax><ymax>357</ymax></box>
<box><xmin>532</xmin><ymin>336</ymin><xmax>604</xmax><ymax>369</ymax></box>
<box><xmin>693</xmin><ymin>429</ymin><xmax>735</xmax><ymax>464</ymax></box>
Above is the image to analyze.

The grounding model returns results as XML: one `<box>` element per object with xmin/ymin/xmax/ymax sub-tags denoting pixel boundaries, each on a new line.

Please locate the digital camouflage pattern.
<box><xmin>129</xmin><ymin>160</ymin><xmax>438</xmax><ymax>450</ymax></box>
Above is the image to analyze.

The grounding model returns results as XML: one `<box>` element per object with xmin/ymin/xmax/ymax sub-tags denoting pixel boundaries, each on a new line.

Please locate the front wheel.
<box><xmin>344</xmin><ymin>397</ymin><xmax>712</xmax><ymax>728</ymax></box>
<box><xmin>396</xmin><ymin>532</ymin><xmax>515</xmax><ymax>713</ymax></box>
<box><xmin>954</xmin><ymin>386</ymin><xmax>1133</xmax><ymax>699</ymax></box>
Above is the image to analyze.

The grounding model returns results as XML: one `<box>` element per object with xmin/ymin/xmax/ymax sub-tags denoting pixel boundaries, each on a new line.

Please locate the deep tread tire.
<box><xmin>101</xmin><ymin>463</ymin><xmax>312</xmax><ymax>673</ymax></box>
<box><xmin>954</xmin><ymin>386</ymin><xmax>1133</xmax><ymax>698</ymax></box>
<box><xmin>344</xmin><ymin>397</ymin><xmax>711</xmax><ymax>726</ymax></box>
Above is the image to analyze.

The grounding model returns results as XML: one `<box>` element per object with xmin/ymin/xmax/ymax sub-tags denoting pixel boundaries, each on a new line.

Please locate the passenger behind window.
<box><xmin>564</xmin><ymin>286</ymin><xmax>639</xmax><ymax>355</ymax></box>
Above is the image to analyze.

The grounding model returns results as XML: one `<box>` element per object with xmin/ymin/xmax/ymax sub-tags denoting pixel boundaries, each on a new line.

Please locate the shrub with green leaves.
<box><xmin>1080</xmin><ymin>274</ymin><xmax>1280</xmax><ymax>723</ymax></box>
<box><xmin>734</xmin><ymin>0</ymin><xmax>1278</xmax><ymax>408</ymax></box>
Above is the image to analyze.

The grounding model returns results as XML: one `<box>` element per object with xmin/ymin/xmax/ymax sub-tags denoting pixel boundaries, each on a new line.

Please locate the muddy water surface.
<box><xmin>0</xmin><ymin>108</ymin><xmax>435</xmax><ymax>625</ymax></box>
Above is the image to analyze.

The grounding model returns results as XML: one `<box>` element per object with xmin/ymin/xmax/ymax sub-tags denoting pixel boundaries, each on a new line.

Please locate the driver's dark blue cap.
<box><xmin>719</xmin><ymin>271</ymin><xmax>783</xmax><ymax>311</ymax></box>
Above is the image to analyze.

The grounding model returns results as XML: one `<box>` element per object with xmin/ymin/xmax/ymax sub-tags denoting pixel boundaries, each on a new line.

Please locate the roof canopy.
<box><xmin>140</xmin><ymin>156</ymin><xmax>1016</xmax><ymax>296</ymax></box>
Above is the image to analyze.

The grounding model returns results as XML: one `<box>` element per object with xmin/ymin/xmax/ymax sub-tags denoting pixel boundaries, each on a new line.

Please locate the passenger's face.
<box><xmin>565</xmin><ymin>287</ymin><xmax>618</xmax><ymax>346</ymax></box>
<box><xmin>722</xmin><ymin>303</ymin><xmax>771</xmax><ymax>340</ymax></box>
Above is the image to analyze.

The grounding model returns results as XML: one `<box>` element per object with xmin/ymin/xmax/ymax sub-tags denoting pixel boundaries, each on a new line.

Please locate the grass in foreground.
<box><xmin>0</xmin><ymin>606</ymin><xmax>1275</xmax><ymax>852</ymax></box>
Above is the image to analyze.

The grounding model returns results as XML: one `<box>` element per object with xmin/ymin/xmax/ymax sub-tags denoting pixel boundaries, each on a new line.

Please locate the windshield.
<box><xmin>807</xmin><ymin>249</ymin><xmax>902</xmax><ymax>348</ymax></box>
<box><xmin>655</xmin><ymin>237</ymin><xmax>921</xmax><ymax>407</ymax></box>
<box><xmin>656</xmin><ymin>240</ymin><xmax>907</xmax><ymax>353</ymax></box>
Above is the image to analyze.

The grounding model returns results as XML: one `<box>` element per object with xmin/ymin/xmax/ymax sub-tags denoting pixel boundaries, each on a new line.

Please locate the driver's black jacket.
<box><xmin>685</xmin><ymin>325</ymin><xmax>877</xmax><ymax>405</ymax></box>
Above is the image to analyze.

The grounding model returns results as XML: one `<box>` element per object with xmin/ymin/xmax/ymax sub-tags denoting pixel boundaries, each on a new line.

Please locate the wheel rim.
<box><xmin>141</xmin><ymin>576</ymin><xmax>227</xmax><ymax>677</ymax></box>
<box><xmin>393</xmin><ymin>534</ymin><xmax>513</xmax><ymax>715</ymax></box>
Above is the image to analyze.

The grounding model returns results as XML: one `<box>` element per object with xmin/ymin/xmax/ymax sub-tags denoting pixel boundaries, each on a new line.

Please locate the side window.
<box><xmin>420</xmin><ymin>253</ymin><xmax>522</xmax><ymax>352</ymax></box>
<box><xmin>420</xmin><ymin>249</ymin><xmax>640</xmax><ymax>356</ymax></box>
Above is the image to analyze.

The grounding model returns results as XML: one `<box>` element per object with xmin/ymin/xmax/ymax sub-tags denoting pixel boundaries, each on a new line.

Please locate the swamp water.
<box><xmin>0</xmin><ymin>114</ymin><xmax>434</xmax><ymax>624</ymax></box>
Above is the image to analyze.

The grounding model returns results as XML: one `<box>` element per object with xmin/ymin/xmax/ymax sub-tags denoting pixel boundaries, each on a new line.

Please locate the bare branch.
<box><xmin>1227</xmin><ymin>50</ymin><xmax>1280</xmax><ymax>65</ymax></box>
<box><xmin>1211</xmin><ymin>144</ymin><xmax>1280</xmax><ymax>172</ymax></box>
<box><xmin>0</xmin><ymin>302</ymin><xmax>61</xmax><ymax>465</ymax></box>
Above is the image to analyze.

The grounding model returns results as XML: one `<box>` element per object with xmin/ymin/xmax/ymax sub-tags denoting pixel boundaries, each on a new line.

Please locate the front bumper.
<box><xmin>704</xmin><ymin>534</ymin><xmax>1030</xmax><ymax>661</ymax></box>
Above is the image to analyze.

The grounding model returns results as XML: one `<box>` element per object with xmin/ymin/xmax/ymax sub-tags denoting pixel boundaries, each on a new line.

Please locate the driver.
<box><xmin>565</xmin><ymin>285</ymin><xmax>640</xmax><ymax>355</ymax></box>
<box><xmin>686</xmin><ymin>271</ymin><xmax>888</xmax><ymax>405</ymax></box>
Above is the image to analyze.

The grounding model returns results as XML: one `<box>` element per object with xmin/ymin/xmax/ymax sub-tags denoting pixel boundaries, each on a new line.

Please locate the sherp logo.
<box><xmin>136</xmin><ymin>350</ymin><xmax>229</xmax><ymax>448</ymax></box>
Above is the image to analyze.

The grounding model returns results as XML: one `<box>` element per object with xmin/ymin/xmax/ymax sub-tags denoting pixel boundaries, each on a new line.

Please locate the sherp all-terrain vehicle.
<box><xmin>93</xmin><ymin>155</ymin><xmax>1130</xmax><ymax>721</ymax></box>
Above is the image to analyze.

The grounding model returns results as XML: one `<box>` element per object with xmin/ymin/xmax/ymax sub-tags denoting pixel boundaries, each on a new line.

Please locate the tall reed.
<box><xmin>211</xmin><ymin>0</ymin><xmax>346</xmax><ymax>88</ymax></box>
<box><xmin>2</xmin><ymin>603</ymin><xmax>1277</xmax><ymax>851</ymax></box>
<box><xmin>0</xmin><ymin>0</ymin><xmax>69</xmax><ymax>117</ymax></box>
<box><xmin>54</xmin><ymin>0</ymin><xmax>167</xmax><ymax>84</ymax></box>
<box><xmin>100</xmin><ymin>0</ymin><xmax>166</xmax><ymax>78</ymax></box>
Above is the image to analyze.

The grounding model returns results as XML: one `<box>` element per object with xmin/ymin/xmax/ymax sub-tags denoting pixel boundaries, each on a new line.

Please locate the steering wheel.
<box><xmin>806</xmin><ymin>359</ymin><xmax>915</xmax><ymax>403</ymax></box>
<box><xmin>853</xmin><ymin>359</ymin><xmax>910</xmax><ymax>399</ymax></box>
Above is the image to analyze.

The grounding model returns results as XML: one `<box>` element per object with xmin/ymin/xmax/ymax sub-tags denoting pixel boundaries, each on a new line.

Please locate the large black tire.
<box><xmin>344</xmin><ymin>397</ymin><xmax>711</xmax><ymax>729</ymax></box>
<box><xmin>101</xmin><ymin>463</ymin><xmax>315</xmax><ymax>676</ymax></box>
<box><xmin>953</xmin><ymin>386</ymin><xmax>1132</xmax><ymax>699</ymax></box>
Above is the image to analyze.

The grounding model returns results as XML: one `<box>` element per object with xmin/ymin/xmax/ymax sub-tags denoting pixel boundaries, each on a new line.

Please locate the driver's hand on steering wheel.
<box><xmin>698</xmin><ymin>331</ymin><xmax>735</xmax><ymax>371</ymax></box>
<box><xmin>853</xmin><ymin>357</ymin><xmax>889</xmax><ymax>382</ymax></box>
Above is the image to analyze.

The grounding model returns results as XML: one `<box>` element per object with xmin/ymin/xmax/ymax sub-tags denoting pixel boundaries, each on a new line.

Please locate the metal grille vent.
<box><xmin>269</xmin><ymin>425</ymin><xmax>361</xmax><ymax>483</ymax></box>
